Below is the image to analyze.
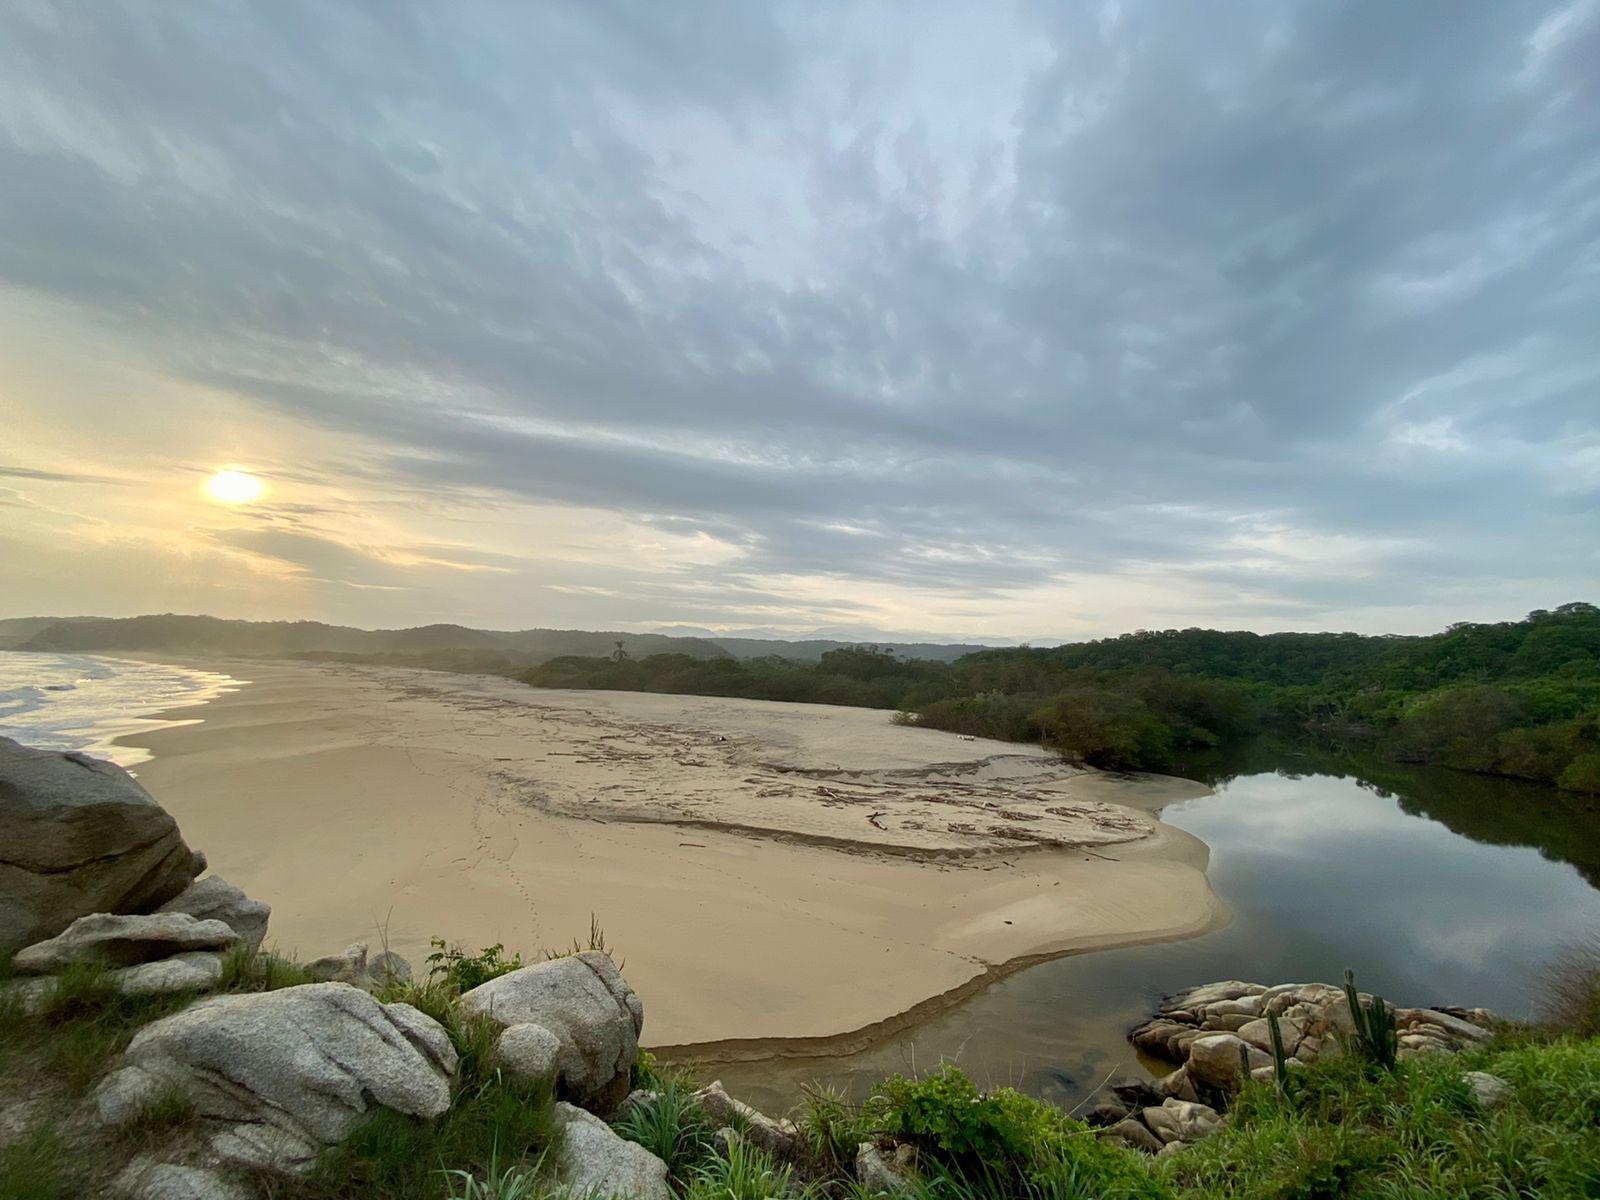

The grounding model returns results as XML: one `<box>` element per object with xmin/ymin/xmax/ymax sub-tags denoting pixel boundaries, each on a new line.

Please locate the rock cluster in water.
<box><xmin>1092</xmin><ymin>978</ymin><xmax>1501</xmax><ymax>1157</ymax></box>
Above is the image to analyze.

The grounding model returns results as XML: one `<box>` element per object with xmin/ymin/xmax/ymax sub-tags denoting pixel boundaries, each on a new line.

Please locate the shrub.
<box><xmin>426</xmin><ymin>940</ymin><xmax>526</xmax><ymax>992</ymax></box>
<box><xmin>1558</xmin><ymin>752</ymin><xmax>1600</xmax><ymax>794</ymax></box>
<box><xmin>863</xmin><ymin>1066</ymin><xmax>1165</xmax><ymax>1199</ymax></box>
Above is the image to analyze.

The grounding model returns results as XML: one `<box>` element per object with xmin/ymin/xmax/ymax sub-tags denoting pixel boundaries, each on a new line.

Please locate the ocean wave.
<box><xmin>0</xmin><ymin>653</ymin><xmax>242</xmax><ymax>767</ymax></box>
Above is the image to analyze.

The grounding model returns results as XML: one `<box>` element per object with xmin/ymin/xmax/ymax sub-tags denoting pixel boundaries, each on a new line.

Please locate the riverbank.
<box><xmin>112</xmin><ymin>659</ymin><xmax>1225</xmax><ymax>1047</ymax></box>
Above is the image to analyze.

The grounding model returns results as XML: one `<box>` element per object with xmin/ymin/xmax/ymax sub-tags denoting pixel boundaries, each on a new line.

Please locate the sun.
<box><xmin>205</xmin><ymin>469</ymin><xmax>267</xmax><ymax>505</ymax></box>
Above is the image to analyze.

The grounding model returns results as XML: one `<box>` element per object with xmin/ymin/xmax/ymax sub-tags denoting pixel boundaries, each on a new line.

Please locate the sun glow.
<box><xmin>205</xmin><ymin>469</ymin><xmax>266</xmax><ymax>504</ymax></box>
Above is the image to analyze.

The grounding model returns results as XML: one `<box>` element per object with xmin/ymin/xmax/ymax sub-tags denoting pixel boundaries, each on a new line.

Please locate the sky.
<box><xmin>1</xmin><ymin>1</ymin><xmax>1597</xmax><ymax>643</ymax></box>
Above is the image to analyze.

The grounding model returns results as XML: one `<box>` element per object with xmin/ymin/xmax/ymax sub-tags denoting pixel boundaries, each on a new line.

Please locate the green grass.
<box><xmin>0</xmin><ymin>962</ymin><xmax>203</xmax><ymax>1094</ymax></box>
<box><xmin>1160</xmin><ymin>1038</ymin><xmax>1600</xmax><ymax>1199</ymax></box>
<box><xmin>612</xmin><ymin>1077</ymin><xmax>716</xmax><ymax>1185</ymax></box>
<box><xmin>0</xmin><ymin>1128</ymin><xmax>84</xmax><ymax>1200</ymax></box>
<box><xmin>111</xmin><ymin>1086</ymin><xmax>200</xmax><ymax>1149</ymax></box>
<box><xmin>683</xmin><ymin>1133</ymin><xmax>799</xmax><ymax>1200</ymax></box>
<box><xmin>796</xmin><ymin>1082</ymin><xmax>866</xmax><ymax>1175</ymax></box>
<box><xmin>219</xmin><ymin>944</ymin><xmax>315</xmax><ymax>993</ymax></box>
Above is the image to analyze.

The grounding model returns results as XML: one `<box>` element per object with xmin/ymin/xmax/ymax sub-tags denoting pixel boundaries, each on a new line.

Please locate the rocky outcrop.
<box><xmin>303</xmin><ymin>942</ymin><xmax>414</xmax><ymax>992</ymax></box>
<box><xmin>1130</xmin><ymin>979</ymin><xmax>1497</xmax><ymax>1090</ymax></box>
<box><xmin>549</xmin><ymin>1101</ymin><xmax>671</xmax><ymax>1200</ymax></box>
<box><xmin>692</xmin><ymin>1081</ymin><xmax>802</xmax><ymax>1162</ymax></box>
<box><xmin>458</xmin><ymin>951</ymin><xmax>643</xmax><ymax>1111</ymax></box>
<box><xmin>157</xmin><ymin>877</ymin><xmax>270</xmax><ymax>954</ymax></box>
<box><xmin>12</xmin><ymin>912</ymin><xmax>239</xmax><ymax>973</ymax></box>
<box><xmin>93</xmin><ymin>982</ymin><xmax>458</xmax><ymax>1173</ymax></box>
<box><xmin>0</xmin><ymin>737</ymin><xmax>203</xmax><ymax>954</ymax></box>
<box><xmin>1108</xmin><ymin>978</ymin><xmax>1499</xmax><ymax>1153</ymax></box>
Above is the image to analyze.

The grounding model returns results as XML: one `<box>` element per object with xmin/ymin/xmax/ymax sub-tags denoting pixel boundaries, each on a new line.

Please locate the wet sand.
<box><xmin>119</xmin><ymin>661</ymin><xmax>1227</xmax><ymax>1048</ymax></box>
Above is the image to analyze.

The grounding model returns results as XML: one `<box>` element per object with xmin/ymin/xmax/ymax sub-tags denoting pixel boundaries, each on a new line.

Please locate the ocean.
<box><xmin>0</xmin><ymin>652</ymin><xmax>242</xmax><ymax>768</ymax></box>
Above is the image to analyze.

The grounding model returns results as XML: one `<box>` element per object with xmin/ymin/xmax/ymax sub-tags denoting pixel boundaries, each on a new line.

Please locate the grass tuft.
<box><xmin>612</xmin><ymin>1077</ymin><xmax>715</xmax><ymax>1184</ymax></box>
<box><xmin>219</xmin><ymin>944</ymin><xmax>315</xmax><ymax>993</ymax></box>
<box><xmin>684</xmin><ymin>1133</ymin><xmax>797</xmax><ymax>1200</ymax></box>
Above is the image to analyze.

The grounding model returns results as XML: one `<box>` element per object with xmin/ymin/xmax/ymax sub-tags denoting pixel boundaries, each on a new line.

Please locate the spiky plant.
<box><xmin>1343</xmin><ymin>968</ymin><xmax>1398</xmax><ymax>1071</ymax></box>
<box><xmin>1266</xmin><ymin>1010</ymin><xmax>1292</xmax><ymax>1095</ymax></box>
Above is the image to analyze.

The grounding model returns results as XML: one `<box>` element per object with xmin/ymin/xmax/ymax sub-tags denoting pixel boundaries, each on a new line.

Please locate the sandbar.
<box><xmin>120</xmin><ymin>661</ymin><xmax>1227</xmax><ymax>1049</ymax></box>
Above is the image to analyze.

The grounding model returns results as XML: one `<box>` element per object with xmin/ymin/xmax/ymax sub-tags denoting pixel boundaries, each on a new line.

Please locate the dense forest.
<box><xmin>524</xmin><ymin>604</ymin><xmax>1600</xmax><ymax>793</ymax></box>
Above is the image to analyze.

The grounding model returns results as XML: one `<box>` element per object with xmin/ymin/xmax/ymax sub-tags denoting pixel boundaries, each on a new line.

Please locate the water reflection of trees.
<box><xmin>1171</xmin><ymin>738</ymin><xmax>1600</xmax><ymax>890</ymax></box>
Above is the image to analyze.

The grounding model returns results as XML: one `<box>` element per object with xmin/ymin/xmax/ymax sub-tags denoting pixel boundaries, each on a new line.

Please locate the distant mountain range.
<box><xmin>2</xmin><ymin>614</ymin><xmax>999</xmax><ymax>665</ymax></box>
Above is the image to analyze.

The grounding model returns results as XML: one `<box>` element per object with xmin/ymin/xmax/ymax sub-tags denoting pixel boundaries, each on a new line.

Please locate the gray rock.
<box><xmin>1156</xmin><ymin>1139</ymin><xmax>1187</xmax><ymax>1159</ymax></box>
<box><xmin>113</xmin><ymin>1158</ymin><xmax>253</xmax><ymax>1200</ymax></box>
<box><xmin>691</xmin><ymin>1081</ymin><xmax>801</xmax><ymax>1161</ymax></box>
<box><xmin>1</xmin><ymin>952</ymin><xmax>223</xmax><ymax>1009</ymax></box>
<box><xmin>549</xmin><ymin>1101</ymin><xmax>671</xmax><ymax>1200</ymax></box>
<box><xmin>112</xmin><ymin>951</ymin><xmax>225</xmax><ymax>997</ymax></box>
<box><xmin>1109</xmin><ymin>1077</ymin><xmax>1163</xmax><ymax>1110</ymax></box>
<box><xmin>0</xmin><ymin>1098</ymin><xmax>50</xmax><ymax>1148</ymax></box>
<box><xmin>856</xmin><ymin>1142</ymin><xmax>914</xmax><ymax>1192</ymax></box>
<box><xmin>1399</xmin><ymin>1008</ymin><xmax>1493</xmax><ymax>1045</ymax></box>
<box><xmin>1141</xmin><ymin>1098</ymin><xmax>1222</xmax><ymax>1144</ymax></box>
<box><xmin>92</xmin><ymin>982</ymin><xmax>457</xmax><ymax>1173</ymax></box>
<box><xmin>1096</xmin><ymin>1117</ymin><xmax>1163</xmax><ymax>1155</ymax></box>
<box><xmin>1085</xmin><ymin>1098</ymin><xmax>1131</xmax><ymax>1127</ymax></box>
<box><xmin>1202</xmin><ymin>995</ymin><xmax>1266</xmax><ymax>1021</ymax></box>
<box><xmin>1236</xmin><ymin>1016</ymin><xmax>1305</xmax><ymax>1056</ymax></box>
<box><xmin>459</xmin><ymin>952</ymin><xmax>642</xmax><ymax>1111</ymax></box>
<box><xmin>1129</xmin><ymin>1018</ymin><xmax>1194</xmax><ymax>1057</ymax></box>
<box><xmin>492</xmin><ymin>1022</ymin><xmax>562</xmax><ymax>1090</ymax></box>
<box><xmin>367</xmin><ymin>950</ymin><xmax>413</xmax><ymax>987</ymax></box>
<box><xmin>0</xmin><ymin>737</ymin><xmax>203</xmax><ymax>954</ymax></box>
<box><xmin>305</xmin><ymin>942</ymin><xmax>370</xmax><ymax>985</ymax></box>
<box><xmin>618</xmin><ymin>1089</ymin><xmax>661</xmax><ymax>1118</ymax></box>
<box><xmin>1154</xmin><ymin>1064</ymin><xmax>1200</xmax><ymax>1103</ymax></box>
<box><xmin>157</xmin><ymin>877</ymin><xmax>271</xmax><ymax>954</ymax></box>
<box><xmin>1187</xmin><ymin>1032</ymin><xmax>1269</xmax><ymax>1089</ymax></box>
<box><xmin>13</xmin><ymin>912</ymin><xmax>239</xmax><ymax>974</ymax></box>
<box><xmin>1162</xmin><ymin>981</ymin><xmax>1265</xmax><ymax>1013</ymax></box>
<box><xmin>0</xmin><ymin>975</ymin><xmax>57</xmax><ymax>1017</ymax></box>
<box><xmin>1463</xmin><ymin>1070</ymin><xmax>1512</xmax><ymax>1109</ymax></box>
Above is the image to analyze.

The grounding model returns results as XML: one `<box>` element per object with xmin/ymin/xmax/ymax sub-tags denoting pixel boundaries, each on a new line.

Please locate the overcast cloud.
<box><xmin>1</xmin><ymin>0</ymin><xmax>1596</xmax><ymax>640</ymax></box>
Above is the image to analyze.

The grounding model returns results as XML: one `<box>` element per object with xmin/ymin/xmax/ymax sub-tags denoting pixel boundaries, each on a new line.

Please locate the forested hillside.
<box><xmin>525</xmin><ymin>604</ymin><xmax>1600</xmax><ymax>792</ymax></box>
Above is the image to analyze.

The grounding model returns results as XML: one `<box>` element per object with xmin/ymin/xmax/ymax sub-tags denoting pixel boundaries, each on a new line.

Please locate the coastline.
<box><xmin>112</xmin><ymin>657</ymin><xmax>1228</xmax><ymax>1048</ymax></box>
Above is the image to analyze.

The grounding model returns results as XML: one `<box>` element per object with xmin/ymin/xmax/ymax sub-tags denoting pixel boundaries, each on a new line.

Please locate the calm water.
<box><xmin>0</xmin><ymin>652</ymin><xmax>241</xmax><ymax>767</ymax></box>
<box><xmin>705</xmin><ymin>753</ymin><xmax>1600</xmax><ymax>1115</ymax></box>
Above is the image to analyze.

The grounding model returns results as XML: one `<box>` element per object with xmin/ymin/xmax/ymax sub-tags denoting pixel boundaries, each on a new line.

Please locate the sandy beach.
<box><xmin>118</xmin><ymin>661</ymin><xmax>1226</xmax><ymax>1050</ymax></box>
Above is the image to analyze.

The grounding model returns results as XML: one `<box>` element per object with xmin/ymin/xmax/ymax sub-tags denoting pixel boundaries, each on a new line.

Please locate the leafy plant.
<box><xmin>866</xmin><ymin>1065</ymin><xmax>1075</xmax><ymax>1170</ymax></box>
<box><xmin>1343</xmin><ymin>969</ymin><xmax>1398</xmax><ymax>1071</ymax></box>
<box><xmin>426</xmin><ymin>940</ymin><xmax>526</xmax><ymax>992</ymax></box>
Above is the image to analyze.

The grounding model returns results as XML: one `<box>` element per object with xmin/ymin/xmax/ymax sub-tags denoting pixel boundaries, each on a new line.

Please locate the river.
<box><xmin>703</xmin><ymin>747</ymin><xmax>1600</xmax><ymax>1114</ymax></box>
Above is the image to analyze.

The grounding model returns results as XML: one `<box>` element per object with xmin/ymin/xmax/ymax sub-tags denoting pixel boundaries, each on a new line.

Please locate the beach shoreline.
<box><xmin>111</xmin><ymin>657</ymin><xmax>1228</xmax><ymax>1048</ymax></box>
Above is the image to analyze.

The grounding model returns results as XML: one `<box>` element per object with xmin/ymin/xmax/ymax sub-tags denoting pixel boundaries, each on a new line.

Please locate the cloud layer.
<box><xmin>2</xmin><ymin>0</ymin><xmax>1596</xmax><ymax>638</ymax></box>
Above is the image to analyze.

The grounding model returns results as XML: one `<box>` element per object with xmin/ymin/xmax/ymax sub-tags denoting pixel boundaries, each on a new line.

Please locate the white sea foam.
<box><xmin>0</xmin><ymin>652</ymin><xmax>242</xmax><ymax>768</ymax></box>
